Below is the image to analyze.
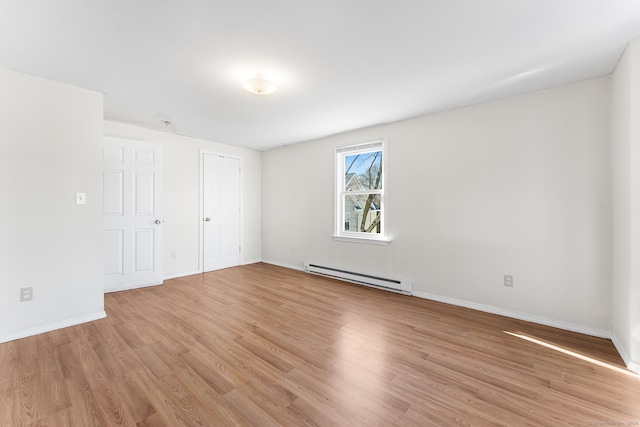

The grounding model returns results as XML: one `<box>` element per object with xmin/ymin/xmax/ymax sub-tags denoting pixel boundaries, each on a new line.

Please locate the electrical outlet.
<box><xmin>75</xmin><ymin>192</ymin><xmax>86</xmax><ymax>205</ymax></box>
<box><xmin>504</xmin><ymin>275</ymin><xmax>513</xmax><ymax>287</ymax></box>
<box><xmin>170</xmin><ymin>251</ymin><xmax>176</xmax><ymax>259</ymax></box>
<box><xmin>20</xmin><ymin>287</ymin><xmax>33</xmax><ymax>302</ymax></box>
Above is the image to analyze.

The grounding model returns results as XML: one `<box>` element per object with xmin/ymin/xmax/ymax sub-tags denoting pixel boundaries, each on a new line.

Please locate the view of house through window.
<box><xmin>344</xmin><ymin>151</ymin><xmax>382</xmax><ymax>232</ymax></box>
<box><xmin>335</xmin><ymin>140</ymin><xmax>386</xmax><ymax>241</ymax></box>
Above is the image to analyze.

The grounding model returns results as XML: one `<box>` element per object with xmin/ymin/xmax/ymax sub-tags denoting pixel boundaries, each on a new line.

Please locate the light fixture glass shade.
<box><xmin>243</xmin><ymin>74</ymin><xmax>277</xmax><ymax>95</ymax></box>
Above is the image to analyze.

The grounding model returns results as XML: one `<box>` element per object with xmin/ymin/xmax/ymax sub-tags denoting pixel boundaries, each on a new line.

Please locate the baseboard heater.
<box><xmin>304</xmin><ymin>262</ymin><xmax>412</xmax><ymax>295</ymax></box>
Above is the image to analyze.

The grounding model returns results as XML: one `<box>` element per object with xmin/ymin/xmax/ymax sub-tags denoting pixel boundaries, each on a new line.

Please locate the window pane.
<box><xmin>343</xmin><ymin>193</ymin><xmax>381</xmax><ymax>233</ymax></box>
<box><xmin>344</xmin><ymin>150</ymin><xmax>382</xmax><ymax>191</ymax></box>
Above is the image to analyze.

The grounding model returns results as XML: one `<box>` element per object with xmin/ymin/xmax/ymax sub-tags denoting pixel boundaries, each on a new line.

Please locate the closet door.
<box><xmin>202</xmin><ymin>153</ymin><xmax>240</xmax><ymax>272</ymax></box>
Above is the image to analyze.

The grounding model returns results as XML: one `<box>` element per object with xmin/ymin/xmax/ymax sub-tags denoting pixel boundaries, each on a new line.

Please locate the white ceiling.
<box><xmin>1</xmin><ymin>1</ymin><xmax>639</xmax><ymax>151</ymax></box>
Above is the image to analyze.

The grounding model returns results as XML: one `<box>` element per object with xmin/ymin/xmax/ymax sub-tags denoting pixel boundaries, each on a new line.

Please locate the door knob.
<box><xmin>155</xmin><ymin>219</ymin><xmax>163</xmax><ymax>225</ymax></box>
<box><xmin>204</xmin><ymin>217</ymin><xmax>211</xmax><ymax>222</ymax></box>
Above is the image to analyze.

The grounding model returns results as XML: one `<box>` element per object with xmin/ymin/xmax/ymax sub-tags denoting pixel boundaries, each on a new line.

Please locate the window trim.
<box><xmin>333</xmin><ymin>139</ymin><xmax>390</xmax><ymax>244</ymax></box>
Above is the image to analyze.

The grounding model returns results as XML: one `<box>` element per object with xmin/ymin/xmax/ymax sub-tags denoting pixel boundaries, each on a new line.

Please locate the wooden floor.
<box><xmin>1</xmin><ymin>263</ymin><xmax>639</xmax><ymax>426</ymax></box>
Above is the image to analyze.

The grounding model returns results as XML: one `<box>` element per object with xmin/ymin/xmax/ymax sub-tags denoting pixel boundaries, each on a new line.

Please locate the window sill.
<box><xmin>332</xmin><ymin>235</ymin><xmax>391</xmax><ymax>245</ymax></box>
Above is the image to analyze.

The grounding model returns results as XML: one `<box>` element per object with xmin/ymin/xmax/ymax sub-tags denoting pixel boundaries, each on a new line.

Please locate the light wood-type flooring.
<box><xmin>1</xmin><ymin>263</ymin><xmax>639</xmax><ymax>426</ymax></box>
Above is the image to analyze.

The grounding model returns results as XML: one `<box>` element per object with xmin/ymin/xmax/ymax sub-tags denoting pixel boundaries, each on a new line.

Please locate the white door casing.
<box><xmin>202</xmin><ymin>153</ymin><xmax>241</xmax><ymax>272</ymax></box>
<box><xmin>103</xmin><ymin>137</ymin><xmax>163</xmax><ymax>292</ymax></box>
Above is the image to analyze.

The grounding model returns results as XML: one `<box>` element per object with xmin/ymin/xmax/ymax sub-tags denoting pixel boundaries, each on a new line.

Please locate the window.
<box><xmin>335</xmin><ymin>139</ymin><xmax>388</xmax><ymax>243</ymax></box>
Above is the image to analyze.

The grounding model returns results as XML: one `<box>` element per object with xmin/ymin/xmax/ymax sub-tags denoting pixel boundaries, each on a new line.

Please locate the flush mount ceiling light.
<box><xmin>243</xmin><ymin>74</ymin><xmax>277</xmax><ymax>95</ymax></box>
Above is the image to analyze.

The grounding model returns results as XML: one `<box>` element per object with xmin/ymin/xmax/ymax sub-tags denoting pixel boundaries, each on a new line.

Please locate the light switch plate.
<box><xmin>75</xmin><ymin>192</ymin><xmax>86</xmax><ymax>205</ymax></box>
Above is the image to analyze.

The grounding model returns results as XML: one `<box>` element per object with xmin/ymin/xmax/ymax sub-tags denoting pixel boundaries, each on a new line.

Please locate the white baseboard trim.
<box><xmin>164</xmin><ymin>270</ymin><xmax>201</xmax><ymax>280</ymax></box>
<box><xmin>411</xmin><ymin>291</ymin><xmax>612</xmax><ymax>339</ymax></box>
<box><xmin>261</xmin><ymin>259</ymin><xmax>305</xmax><ymax>272</ymax></box>
<box><xmin>105</xmin><ymin>280</ymin><xmax>163</xmax><ymax>293</ymax></box>
<box><xmin>261</xmin><ymin>261</ymin><xmax>612</xmax><ymax>339</ymax></box>
<box><xmin>199</xmin><ymin>261</ymin><xmax>637</xmax><ymax>369</ymax></box>
<box><xmin>611</xmin><ymin>334</ymin><xmax>640</xmax><ymax>374</ymax></box>
<box><xmin>0</xmin><ymin>311</ymin><xmax>107</xmax><ymax>344</ymax></box>
<box><xmin>164</xmin><ymin>262</ymin><xmax>264</xmax><ymax>280</ymax></box>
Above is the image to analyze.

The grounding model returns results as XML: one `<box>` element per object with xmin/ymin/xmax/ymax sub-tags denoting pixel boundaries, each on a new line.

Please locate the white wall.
<box><xmin>262</xmin><ymin>77</ymin><xmax>612</xmax><ymax>336</ymax></box>
<box><xmin>612</xmin><ymin>39</ymin><xmax>640</xmax><ymax>373</ymax></box>
<box><xmin>0</xmin><ymin>68</ymin><xmax>105</xmax><ymax>342</ymax></box>
<box><xmin>104</xmin><ymin>121</ymin><xmax>262</xmax><ymax>278</ymax></box>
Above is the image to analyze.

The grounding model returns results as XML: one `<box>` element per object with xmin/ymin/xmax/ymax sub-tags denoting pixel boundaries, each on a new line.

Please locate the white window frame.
<box><xmin>334</xmin><ymin>139</ymin><xmax>390</xmax><ymax>245</ymax></box>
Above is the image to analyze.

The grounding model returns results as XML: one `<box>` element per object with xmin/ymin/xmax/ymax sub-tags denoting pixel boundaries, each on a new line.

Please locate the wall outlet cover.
<box><xmin>504</xmin><ymin>275</ymin><xmax>513</xmax><ymax>287</ymax></box>
<box><xmin>20</xmin><ymin>287</ymin><xmax>33</xmax><ymax>302</ymax></box>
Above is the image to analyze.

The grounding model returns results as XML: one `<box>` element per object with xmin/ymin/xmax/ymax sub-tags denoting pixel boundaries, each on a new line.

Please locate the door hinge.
<box><xmin>239</xmin><ymin>245</ymin><xmax>242</xmax><ymax>252</ymax></box>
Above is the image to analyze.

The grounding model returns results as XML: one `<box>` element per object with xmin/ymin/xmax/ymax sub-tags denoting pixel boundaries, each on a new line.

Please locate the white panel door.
<box><xmin>103</xmin><ymin>137</ymin><xmax>163</xmax><ymax>292</ymax></box>
<box><xmin>202</xmin><ymin>153</ymin><xmax>240</xmax><ymax>272</ymax></box>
